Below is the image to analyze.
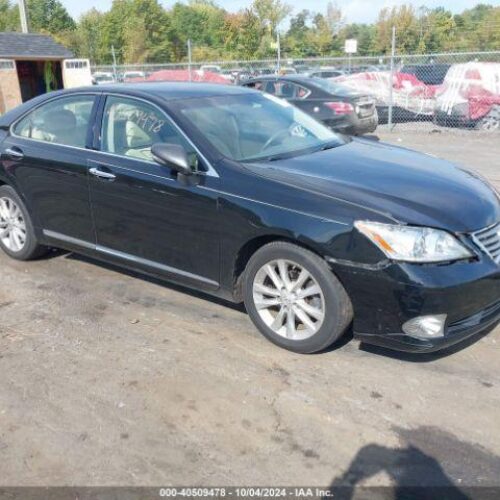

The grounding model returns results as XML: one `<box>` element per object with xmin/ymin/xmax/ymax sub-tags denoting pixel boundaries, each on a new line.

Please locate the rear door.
<box><xmin>1</xmin><ymin>93</ymin><xmax>99</xmax><ymax>244</ymax></box>
<box><xmin>87</xmin><ymin>94</ymin><xmax>221</xmax><ymax>290</ymax></box>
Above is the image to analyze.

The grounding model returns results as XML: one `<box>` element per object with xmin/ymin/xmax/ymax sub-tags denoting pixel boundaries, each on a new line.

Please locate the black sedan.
<box><xmin>0</xmin><ymin>83</ymin><xmax>499</xmax><ymax>354</ymax></box>
<box><xmin>243</xmin><ymin>75</ymin><xmax>378</xmax><ymax>135</ymax></box>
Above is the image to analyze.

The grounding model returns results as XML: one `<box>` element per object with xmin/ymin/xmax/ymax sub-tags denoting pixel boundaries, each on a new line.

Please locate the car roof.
<box><xmin>0</xmin><ymin>82</ymin><xmax>257</xmax><ymax>128</ymax></box>
<box><xmin>76</xmin><ymin>82</ymin><xmax>255</xmax><ymax>100</ymax></box>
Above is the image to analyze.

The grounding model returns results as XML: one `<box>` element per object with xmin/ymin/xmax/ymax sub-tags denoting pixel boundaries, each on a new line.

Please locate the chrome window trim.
<box><xmin>9</xmin><ymin>91</ymin><xmax>219</xmax><ymax>179</ymax></box>
<box><xmin>42</xmin><ymin>229</ymin><xmax>219</xmax><ymax>287</ymax></box>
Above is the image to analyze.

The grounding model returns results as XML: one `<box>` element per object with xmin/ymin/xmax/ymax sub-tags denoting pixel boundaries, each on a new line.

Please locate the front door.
<box><xmin>87</xmin><ymin>94</ymin><xmax>220</xmax><ymax>290</ymax></box>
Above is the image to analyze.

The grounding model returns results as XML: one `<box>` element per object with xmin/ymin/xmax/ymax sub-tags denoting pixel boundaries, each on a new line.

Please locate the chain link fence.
<box><xmin>92</xmin><ymin>50</ymin><xmax>500</xmax><ymax>133</ymax></box>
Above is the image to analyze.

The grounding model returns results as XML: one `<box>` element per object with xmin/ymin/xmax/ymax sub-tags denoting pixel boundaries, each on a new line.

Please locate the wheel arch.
<box><xmin>232</xmin><ymin>234</ymin><xmax>324</xmax><ymax>301</ymax></box>
<box><xmin>0</xmin><ymin>175</ymin><xmax>43</xmax><ymax>236</ymax></box>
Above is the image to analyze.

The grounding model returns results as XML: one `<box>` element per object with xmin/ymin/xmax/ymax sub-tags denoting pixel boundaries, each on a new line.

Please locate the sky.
<box><xmin>62</xmin><ymin>0</ymin><xmax>500</xmax><ymax>23</ymax></box>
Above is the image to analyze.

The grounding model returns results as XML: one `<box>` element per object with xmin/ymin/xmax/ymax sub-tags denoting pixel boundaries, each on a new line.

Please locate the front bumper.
<box><xmin>330</xmin><ymin>257</ymin><xmax>500</xmax><ymax>353</ymax></box>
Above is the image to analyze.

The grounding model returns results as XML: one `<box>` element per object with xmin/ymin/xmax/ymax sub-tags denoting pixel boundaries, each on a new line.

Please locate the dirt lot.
<box><xmin>0</xmin><ymin>130</ymin><xmax>499</xmax><ymax>491</ymax></box>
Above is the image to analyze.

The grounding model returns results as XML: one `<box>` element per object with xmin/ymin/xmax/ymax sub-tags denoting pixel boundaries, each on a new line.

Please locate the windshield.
<box><xmin>175</xmin><ymin>93</ymin><xmax>343</xmax><ymax>162</ymax></box>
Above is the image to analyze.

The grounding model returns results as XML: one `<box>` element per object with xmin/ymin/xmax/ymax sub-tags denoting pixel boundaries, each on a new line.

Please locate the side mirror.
<box><xmin>151</xmin><ymin>143</ymin><xmax>193</xmax><ymax>176</ymax></box>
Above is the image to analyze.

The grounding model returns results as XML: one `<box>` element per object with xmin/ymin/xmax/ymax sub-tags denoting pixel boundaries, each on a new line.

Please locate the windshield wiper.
<box><xmin>249</xmin><ymin>141</ymin><xmax>343</xmax><ymax>163</ymax></box>
<box><xmin>268</xmin><ymin>152</ymin><xmax>296</xmax><ymax>162</ymax></box>
<box><xmin>318</xmin><ymin>140</ymin><xmax>341</xmax><ymax>152</ymax></box>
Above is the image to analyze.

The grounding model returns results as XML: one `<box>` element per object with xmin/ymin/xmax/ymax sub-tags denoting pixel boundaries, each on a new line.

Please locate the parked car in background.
<box><xmin>306</xmin><ymin>67</ymin><xmax>345</xmax><ymax>79</ymax></box>
<box><xmin>243</xmin><ymin>75</ymin><xmax>378</xmax><ymax>135</ymax></box>
<box><xmin>434</xmin><ymin>62</ymin><xmax>500</xmax><ymax>131</ymax></box>
<box><xmin>220</xmin><ymin>69</ymin><xmax>236</xmax><ymax>82</ymax></box>
<box><xmin>1</xmin><ymin>83</ymin><xmax>498</xmax><ymax>354</ymax></box>
<box><xmin>232</xmin><ymin>69</ymin><xmax>253</xmax><ymax>84</ymax></box>
<box><xmin>254</xmin><ymin>67</ymin><xmax>276</xmax><ymax>76</ymax></box>
<box><xmin>92</xmin><ymin>72</ymin><xmax>115</xmax><ymax>85</ymax></box>
<box><xmin>279</xmin><ymin>67</ymin><xmax>297</xmax><ymax>75</ymax></box>
<box><xmin>340</xmin><ymin>65</ymin><xmax>381</xmax><ymax>75</ymax></box>
<box><xmin>334</xmin><ymin>70</ymin><xmax>437</xmax><ymax>123</ymax></box>
<box><xmin>122</xmin><ymin>71</ymin><xmax>146</xmax><ymax>82</ymax></box>
<box><xmin>200</xmin><ymin>65</ymin><xmax>222</xmax><ymax>74</ymax></box>
<box><xmin>293</xmin><ymin>64</ymin><xmax>311</xmax><ymax>74</ymax></box>
<box><xmin>144</xmin><ymin>69</ymin><xmax>229</xmax><ymax>85</ymax></box>
<box><xmin>400</xmin><ymin>64</ymin><xmax>451</xmax><ymax>86</ymax></box>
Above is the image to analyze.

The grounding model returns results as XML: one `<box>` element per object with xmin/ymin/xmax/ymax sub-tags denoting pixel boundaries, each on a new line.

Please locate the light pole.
<box><xmin>18</xmin><ymin>0</ymin><xmax>29</xmax><ymax>33</ymax></box>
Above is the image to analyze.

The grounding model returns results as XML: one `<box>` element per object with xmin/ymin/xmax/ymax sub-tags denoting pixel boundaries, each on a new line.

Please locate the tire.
<box><xmin>476</xmin><ymin>106</ymin><xmax>500</xmax><ymax>132</ymax></box>
<box><xmin>243</xmin><ymin>241</ymin><xmax>353</xmax><ymax>354</ymax></box>
<box><xmin>0</xmin><ymin>185</ymin><xmax>48</xmax><ymax>261</ymax></box>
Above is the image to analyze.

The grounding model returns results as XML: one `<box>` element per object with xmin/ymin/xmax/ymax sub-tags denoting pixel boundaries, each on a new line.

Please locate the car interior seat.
<box><xmin>40</xmin><ymin>109</ymin><xmax>86</xmax><ymax>147</ymax></box>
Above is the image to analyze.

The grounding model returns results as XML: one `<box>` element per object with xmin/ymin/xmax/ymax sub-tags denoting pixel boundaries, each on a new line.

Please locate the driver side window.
<box><xmin>100</xmin><ymin>96</ymin><xmax>200</xmax><ymax>170</ymax></box>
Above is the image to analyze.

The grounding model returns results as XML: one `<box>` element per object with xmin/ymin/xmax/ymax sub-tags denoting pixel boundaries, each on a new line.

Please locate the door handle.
<box><xmin>89</xmin><ymin>167</ymin><xmax>116</xmax><ymax>180</ymax></box>
<box><xmin>3</xmin><ymin>147</ymin><xmax>24</xmax><ymax>161</ymax></box>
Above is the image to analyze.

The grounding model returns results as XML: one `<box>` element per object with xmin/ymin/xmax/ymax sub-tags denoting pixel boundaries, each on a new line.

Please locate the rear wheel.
<box><xmin>476</xmin><ymin>106</ymin><xmax>500</xmax><ymax>132</ymax></box>
<box><xmin>0</xmin><ymin>185</ymin><xmax>47</xmax><ymax>260</ymax></box>
<box><xmin>243</xmin><ymin>241</ymin><xmax>353</xmax><ymax>353</ymax></box>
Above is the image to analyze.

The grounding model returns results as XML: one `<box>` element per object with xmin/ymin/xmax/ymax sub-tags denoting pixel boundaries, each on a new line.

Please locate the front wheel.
<box><xmin>243</xmin><ymin>242</ymin><xmax>353</xmax><ymax>353</ymax></box>
<box><xmin>0</xmin><ymin>185</ymin><xmax>48</xmax><ymax>260</ymax></box>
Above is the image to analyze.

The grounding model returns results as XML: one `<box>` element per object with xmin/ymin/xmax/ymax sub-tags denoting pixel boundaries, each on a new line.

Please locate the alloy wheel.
<box><xmin>479</xmin><ymin>107</ymin><xmax>500</xmax><ymax>131</ymax></box>
<box><xmin>252</xmin><ymin>259</ymin><xmax>326</xmax><ymax>340</ymax></box>
<box><xmin>0</xmin><ymin>197</ymin><xmax>27</xmax><ymax>253</ymax></box>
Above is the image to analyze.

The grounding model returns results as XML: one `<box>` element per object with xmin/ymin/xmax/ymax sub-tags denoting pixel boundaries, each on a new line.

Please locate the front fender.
<box><xmin>217</xmin><ymin>190</ymin><xmax>385</xmax><ymax>294</ymax></box>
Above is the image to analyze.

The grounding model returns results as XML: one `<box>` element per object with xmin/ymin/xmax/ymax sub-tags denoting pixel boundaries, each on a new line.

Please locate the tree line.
<box><xmin>0</xmin><ymin>0</ymin><xmax>499</xmax><ymax>65</ymax></box>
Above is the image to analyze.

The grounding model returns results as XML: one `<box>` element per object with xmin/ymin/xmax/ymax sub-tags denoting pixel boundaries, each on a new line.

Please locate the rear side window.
<box><xmin>263</xmin><ymin>81</ymin><xmax>310</xmax><ymax>99</ymax></box>
<box><xmin>14</xmin><ymin>95</ymin><xmax>95</xmax><ymax>148</ymax></box>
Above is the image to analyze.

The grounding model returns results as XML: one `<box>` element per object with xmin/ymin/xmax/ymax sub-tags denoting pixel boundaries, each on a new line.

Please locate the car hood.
<box><xmin>247</xmin><ymin>138</ymin><xmax>500</xmax><ymax>232</ymax></box>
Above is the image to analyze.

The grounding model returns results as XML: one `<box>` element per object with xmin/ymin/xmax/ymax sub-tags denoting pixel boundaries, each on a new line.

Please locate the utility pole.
<box><xmin>276</xmin><ymin>32</ymin><xmax>281</xmax><ymax>74</ymax></box>
<box><xmin>111</xmin><ymin>45</ymin><xmax>117</xmax><ymax>81</ymax></box>
<box><xmin>388</xmin><ymin>26</ymin><xmax>396</xmax><ymax>131</ymax></box>
<box><xmin>18</xmin><ymin>0</ymin><xmax>29</xmax><ymax>33</ymax></box>
<box><xmin>187</xmin><ymin>39</ymin><xmax>192</xmax><ymax>82</ymax></box>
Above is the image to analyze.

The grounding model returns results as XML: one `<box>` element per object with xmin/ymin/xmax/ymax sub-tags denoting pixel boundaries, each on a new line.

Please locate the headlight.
<box><xmin>354</xmin><ymin>221</ymin><xmax>473</xmax><ymax>263</ymax></box>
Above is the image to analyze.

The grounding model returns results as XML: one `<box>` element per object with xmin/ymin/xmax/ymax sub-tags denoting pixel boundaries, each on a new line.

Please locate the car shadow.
<box><xmin>64</xmin><ymin>252</ymin><xmax>246</xmax><ymax>313</ymax></box>
<box><xmin>38</xmin><ymin>247</ymin><xmax>70</xmax><ymax>260</ymax></box>
<box><xmin>357</xmin><ymin>323</ymin><xmax>498</xmax><ymax>362</ymax></box>
<box><xmin>40</xmin><ymin>251</ymin><xmax>499</xmax><ymax>361</ymax></box>
<box><xmin>324</xmin><ymin>424</ymin><xmax>500</xmax><ymax>498</ymax></box>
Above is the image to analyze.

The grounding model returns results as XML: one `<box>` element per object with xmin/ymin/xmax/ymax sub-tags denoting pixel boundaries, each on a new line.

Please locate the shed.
<box><xmin>0</xmin><ymin>32</ymin><xmax>76</xmax><ymax>113</ymax></box>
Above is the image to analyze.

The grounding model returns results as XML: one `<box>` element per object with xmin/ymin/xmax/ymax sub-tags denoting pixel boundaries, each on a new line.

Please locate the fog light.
<box><xmin>402</xmin><ymin>315</ymin><xmax>447</xmax><ymax>339</ymax></box>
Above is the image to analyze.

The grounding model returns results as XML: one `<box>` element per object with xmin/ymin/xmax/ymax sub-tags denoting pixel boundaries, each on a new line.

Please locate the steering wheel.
<box><xmin>261</xmin><ymin>128</ymin><xmax>290</xmax><ymax>153</ymax></box>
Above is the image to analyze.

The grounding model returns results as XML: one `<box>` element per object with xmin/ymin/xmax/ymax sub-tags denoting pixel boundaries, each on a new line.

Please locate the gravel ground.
<box><xmin>0</xmin><ymin>131</ymin><xmax>499</xmax><ymax>491</ymax></box>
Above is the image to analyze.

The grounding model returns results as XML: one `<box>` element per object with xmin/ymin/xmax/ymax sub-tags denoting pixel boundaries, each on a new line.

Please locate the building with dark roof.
<box><xmin>0</xmin><ymin>32</ymin><xmax>90</xmax><ymax>113</ymax></box>
<box><xmin>0</xmin><ymin>32</ymin><xmax>74</xmax><ymax>60</ymax></box>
